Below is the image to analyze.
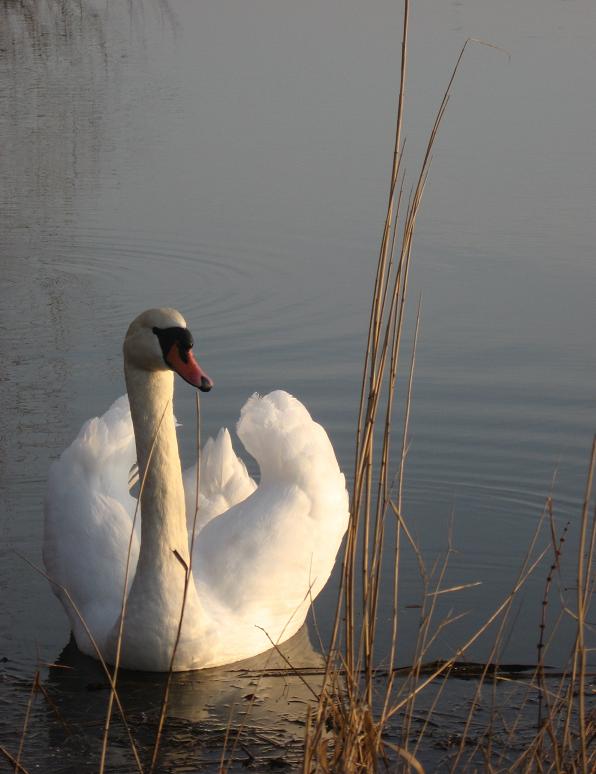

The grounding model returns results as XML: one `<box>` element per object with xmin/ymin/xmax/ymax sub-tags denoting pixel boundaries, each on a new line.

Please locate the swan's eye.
<box><xmin>153</xmin><ymin>326</ymin><xmax>193</xmax><ymax>366</ymax></box>
<box><xmin>178</xmin><ymin>328</ymin><xmax>194</xmax><ymax>352</ymax></box>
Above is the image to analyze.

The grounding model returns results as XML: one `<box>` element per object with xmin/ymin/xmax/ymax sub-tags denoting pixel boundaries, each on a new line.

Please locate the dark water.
<box><xmin>1</xmin><ymin>0</ymin><xmax>595</xmax><ymax>770</ymax></box>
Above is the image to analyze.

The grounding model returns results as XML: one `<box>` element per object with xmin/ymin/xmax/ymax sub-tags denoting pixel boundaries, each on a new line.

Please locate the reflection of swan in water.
<box><xmin>45</xmin><ymin>625</ymin><xmax>325</xmax><ymax>770</ymax></box>
<box><xmin>44</xmin><ymin>308</ymin><xmax>349</xmax><ymax>671</ymax></box>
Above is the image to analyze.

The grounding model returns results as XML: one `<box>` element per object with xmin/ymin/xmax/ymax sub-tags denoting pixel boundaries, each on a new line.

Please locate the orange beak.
<box><xmin>165</xmin><ymin>343</ymin><xmax>213</xmax><ymax>392</ymax></box>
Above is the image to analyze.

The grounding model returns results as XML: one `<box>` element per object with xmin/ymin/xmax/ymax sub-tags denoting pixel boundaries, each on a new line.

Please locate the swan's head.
<box><xmin>124</xmin><ymin>308</ymin><xmax>213</xmax><ymax>392</ymax></box>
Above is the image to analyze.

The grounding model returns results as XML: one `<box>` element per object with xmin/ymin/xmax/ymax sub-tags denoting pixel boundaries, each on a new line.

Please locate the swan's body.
<box><xmin>44</xmin><ymin>308</ymin><xmax>349</xmax><ymax>671</ymax></box>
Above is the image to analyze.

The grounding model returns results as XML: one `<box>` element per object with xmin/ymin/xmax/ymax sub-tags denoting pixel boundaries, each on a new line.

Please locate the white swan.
<box><xmin>43</xmin><ymin>308</ymin><xmax>349</xmax><ymax>671</ymax></box>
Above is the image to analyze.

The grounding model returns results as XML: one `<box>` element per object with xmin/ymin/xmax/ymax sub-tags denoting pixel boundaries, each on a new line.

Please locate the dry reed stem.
<box><xmin>346</xmin><ymin>26</ymin><xmax>502</xmax><ymax>701</ymax></box>
<box><xmin>99</xmin><ymin>399</ymin><xmax>170</xmax><ymax>773</ymax></box>
<box><xmin>17</xmin><ymin>556</ymin><xmax>143</xmax><ymax>773</ymax></box>
<box><xmin>308</xmin><ymin>569</ymin><xmax>328</xmax><ymax>659</ymax></box>
<box><xmin>574</xmin><ymin>435</ymin><xmax>596</xmax><ymax>770</ymax></box>
<box><xmin>305</xmin><ymin>10</ymin><xmax>510</xmax><ymax>772</ymax></box>
<box><xmin>218</xmin><ymin>582</ymin><xmax>323</xmax><ymax>773</ymax></box>
<box><xmin>217</xmin><ymin>698</ymin><xmax>237</xmax><ymax>774</ymax></box>
<box><xmin>0</xmin><ymin>744</ymin><xmax>32</xmax><ymax>774</ymax></box>
<box><xmin>255</xmin><ymin>626</ymin><xmax>319</xmax><ymax>702</ymax></box>
<box><xmin>401</xmin><ymin>524</ymin><xmax>454</xmax><ymax>752</ymax></box>
<box><xmin>557</xmin><ymin>437</ymin><xmax>595</xmax><ymax>766</ymax></box>
<box><xmin>14</xmin><ymin>669</ymin><xmax>40</xmax><ymax>774</ymax></box>
<box><xmin>378</xmin><ymin>297</ymin><xmax>422</xmax><ymax>725</ymax></box>
<box><xmin>471</xmin><ymin>446</ymin><xmax>594</xmax><ymax>773</ymax></box>
<box><xmin>382</xmin><ymin>544</ymin><xmax>550</xmax><ymax>727</ymax></box>
<box><xmin>351</xmin><ymin>50</ymin><xmax>415</xmax><ymax>695</ymax></box>
<box><xmin>412</xmin><ymin>661</ymin><xmax>455</xmax><ymax>759</ymax></box>
<box><xmin>346</xmin><ymin>0</ymin><xmax>410</xmax><ymax>684</ymax></box>
<box><xmin>448</xmin><ymin>496</ymin><xmax>553</xmax><ymax>771</ymax></box>
<box><xmin>536</xmin><ymin>510</ymin><xmax>569</xmax><ymax>736</ymax></box>
<box><xmin>385</xmin><ymin>740</ymin><xmax>426</xmax><ymax>773</ymax></box>
<box><xmin>149</xmin><ymin>394</ymin><xmax>202</xmax><ymax>773</ymax></box>
<box><xmin>35</xmin><ymin>668</ymin><xmax>73</xmax><ymax>735</ymax></box>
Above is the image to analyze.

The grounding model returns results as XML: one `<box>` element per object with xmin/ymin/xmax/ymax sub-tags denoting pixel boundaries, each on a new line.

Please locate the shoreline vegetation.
<box><xmin>299</xmin><ymin>3</ymin><xmax>594</xmax><ymax>771</ymax></box>
<box><xmin>2</xmin><ymin>1</ymin><xmax>594</xmax><ymax>772</ymax></box>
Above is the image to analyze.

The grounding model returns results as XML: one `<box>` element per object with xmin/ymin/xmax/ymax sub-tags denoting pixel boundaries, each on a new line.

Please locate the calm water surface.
<box><xmin>1</xmin><ymin>0</ymin><xmax>595</xmax><ymax>769</ymax></box>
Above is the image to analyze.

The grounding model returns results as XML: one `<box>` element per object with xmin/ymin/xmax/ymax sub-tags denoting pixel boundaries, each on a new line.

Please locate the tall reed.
<box><xmin>300</xmin><ymin>2</ymin><xmax>593</xmax><ymax>771</ymax></box>
<box><xmin>303</xmin><ymin>0</ymin><xmax>474</xmax><ymax>765</ymax></box>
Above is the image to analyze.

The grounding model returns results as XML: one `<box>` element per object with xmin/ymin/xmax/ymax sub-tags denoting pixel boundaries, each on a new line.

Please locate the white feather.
<box><xmin>44</xmin><ymin>309</ymin><xmax>349</xmax><ymax>670</ymax></box>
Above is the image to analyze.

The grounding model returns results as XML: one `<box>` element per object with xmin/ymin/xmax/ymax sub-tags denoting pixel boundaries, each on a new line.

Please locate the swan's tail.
<box><xmin>236</xmin><ymin>390</ymin><xmax>345</xmax><ymax>492</ymax></box>
<box><xmin>61</xmin><ymin>395</ymin><xmax>135</xmax><ymax>499</ymax></box>
<box><xmin>196</xmin><ymin>390</ymin><xmax>349</xmax><ymax>648</ymax></box>
<box><xmin>183</xmin><ymin>427</ymin><xmax>256</xmax><ymax>533</ymax></box>
<box><xmin>43</xmin><ymin>396</ymin><xmax>139</xmax><ymax>651</ymax></box>
<box><xmin>200</xmin><ymin>428</ymin><xmax>253</xmax><ymax>500</ymax></box>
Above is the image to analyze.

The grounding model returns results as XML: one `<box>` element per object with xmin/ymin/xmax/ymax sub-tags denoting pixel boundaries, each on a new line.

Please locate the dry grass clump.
<box><xmin>300</xmin><ymin>3</ymin><xmax>594</xmax><ymax>772</ymax></box>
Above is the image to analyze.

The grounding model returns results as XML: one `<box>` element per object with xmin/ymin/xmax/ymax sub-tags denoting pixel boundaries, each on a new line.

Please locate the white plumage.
<box><xmin>44</xmin><ymin>308</ymin><xmax>349</xmax><ymax>671</ymax></box>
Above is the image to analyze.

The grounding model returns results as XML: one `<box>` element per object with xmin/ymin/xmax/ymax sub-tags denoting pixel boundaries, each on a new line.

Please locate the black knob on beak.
<box><xmin>200</xmin><ymin>375</ymin><xmax>213</xmax><ymax>392</ymax></box>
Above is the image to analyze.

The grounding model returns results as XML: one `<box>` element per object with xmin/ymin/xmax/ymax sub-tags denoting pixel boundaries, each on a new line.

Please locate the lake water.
<box><xmin>1</xmin><ymin>0</ymin><xmax>595</xmax><ymax>770</ymax></box>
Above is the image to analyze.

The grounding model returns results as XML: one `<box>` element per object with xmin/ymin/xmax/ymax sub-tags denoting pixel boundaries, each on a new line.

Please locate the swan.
<box><xmin>43</xmin><ymin>308</ymin><xmax>349</xmax><ymax>671</ymax></box>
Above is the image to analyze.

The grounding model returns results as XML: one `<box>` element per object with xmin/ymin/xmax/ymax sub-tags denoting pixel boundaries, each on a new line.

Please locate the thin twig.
<box><xmin>100</xmin><ymin>400</ymin><xmax>170</xmax><ymax>774</ymax></box>
<box><xmin>149</xmin><ymin>395</ymin><xmax>202</xmax><ymax>772</ymax></box>
<box><xmin>15</xmin><ymin>555</ymin><xmax>143</xmax><ymax>773</ymax></box>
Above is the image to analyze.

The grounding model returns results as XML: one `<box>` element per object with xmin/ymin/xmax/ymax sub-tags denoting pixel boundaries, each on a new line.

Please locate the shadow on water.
<box><xmin>2</xmin><ymin>626</ymin><xmax>323</xmax><ymax>772</ymax></box>
<box><xmin>2</xmin><ymin>632</ymin><xmax>577</xmax><ymax>772</ymax></box>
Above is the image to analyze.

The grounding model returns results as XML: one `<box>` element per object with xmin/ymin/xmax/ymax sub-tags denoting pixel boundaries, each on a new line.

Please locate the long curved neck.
<box><xmin>125</xmin><ymin>363</ymin><xmax>190</xmax><ymax>577</ymax></box>
<box><xmin>113</xmin><ymin>362</ymin><xmax>203</xmax><ymax>669</ymax></box>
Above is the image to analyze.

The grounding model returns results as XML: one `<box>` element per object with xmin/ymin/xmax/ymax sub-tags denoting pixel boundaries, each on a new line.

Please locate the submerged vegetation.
<box><xmin>1</xmin><ymin>2</ymin><xmax>594</xmax><ymax>773</ymax></box>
